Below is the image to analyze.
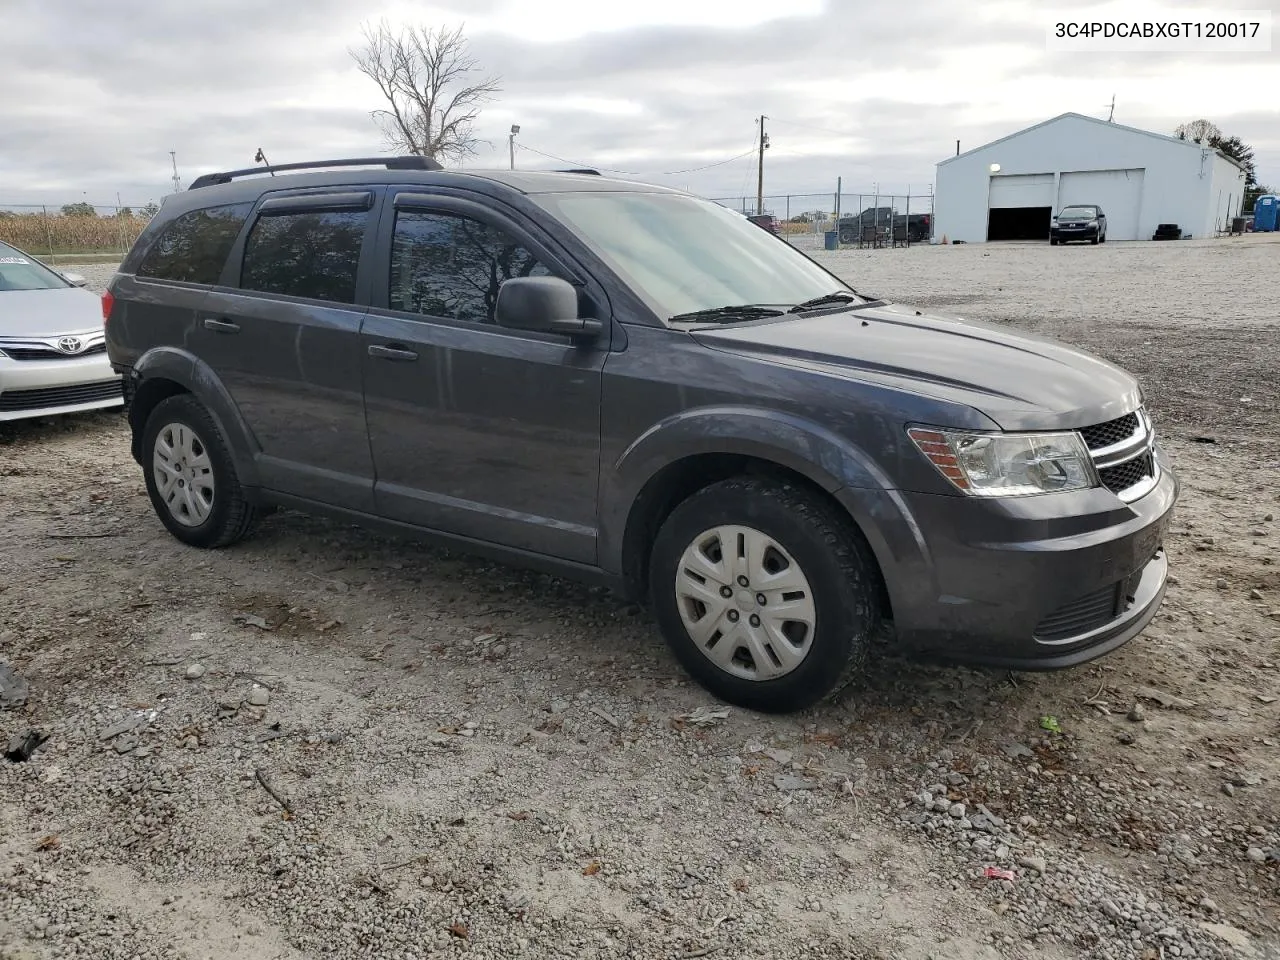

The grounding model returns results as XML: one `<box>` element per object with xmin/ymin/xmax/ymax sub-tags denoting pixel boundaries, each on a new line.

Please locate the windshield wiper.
<box><xmin>668</xmin><ymin>305</ymin><xmax>786</xmax><ymax>324</ymax></box>
<box><xmin>788</xmin><ymin>291</ymin><xmax>860</xmax><ymax>313</ymax></box>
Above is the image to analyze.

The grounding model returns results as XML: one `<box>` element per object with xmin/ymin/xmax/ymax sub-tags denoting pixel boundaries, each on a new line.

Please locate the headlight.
<box><xmin>909</xmin><ymin>427</ymin><xmax>1097</xmax><ymax>497</ymax></box>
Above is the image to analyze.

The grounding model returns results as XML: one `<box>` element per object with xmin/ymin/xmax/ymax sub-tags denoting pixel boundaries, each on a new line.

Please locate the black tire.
<box><xmin>1049</xmin><ymin>238</ymin><xmax>1058</xmax><ymax>246</ymax></box>
<box><xmin>1100</xmin><ymin>232</ymin><xmax>1107</xmax><ymax>244</ymax></box>
<box><xmin>649</xmin><ymin>477</ymin><xmax>882</xmax><ymax>713</ymax></box>
<box><xmin>141</xmin><ymin>394</ymin><xmax>259</xmax><ymax>548</ymax></box>
<box><xmin>1090</xmin><ymin>236</ymin><xmax>1099</xmax><ymax>245</ymax></box>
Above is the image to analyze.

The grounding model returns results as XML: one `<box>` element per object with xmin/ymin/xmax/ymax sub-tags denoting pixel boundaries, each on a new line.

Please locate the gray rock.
<box><xmin>98</xmin><ymin>715</ymin><xmax>143</xmax><ymax>741</ymax></box>
<box><xmin>246</xmin><ymin>687</ymin><xmax>269</xmax><ymax>707</ymax></box>
<box><xmin>0</xmin><ymin>660</ymin><xmax>29</xmax><ymax>709</ymax></box>
<box><xmin>1101</xmin><ymin>899</ymin><xmax>1123</xmax><ymax>921</ymax></box>
<box><xmin>774</xmin><ymin>775</ymin><xmax>818</xmax><ymax>792</ymax></box>
<box><xmin>1127</xmin><ymin>704</ymin><xmax>1145</xmax><ymax>722</ymax></box>
<box><xmin>931</xmin><ymin>798</ymin><xmax>951</xmax><ymax>813</ymax></box>
<box><xmin>1216</xmin><ymin>578</ymin><xmax>1229</xmax><ymax>590</ymax></box>
<box><xmin>489</xmin><ymin>642</ymin><xmax>510</xmax><ymax>659</ymax></box>
<box><xmin>1223</xmin><ymin>782</ymin><xmax>1236</xmax><ymax>797</ymax></box>
<box><xmin>1246</xmin><ymin>847</ymin><xmax>1266</xmax><ymax>862</ymax></box>
<box><xmin>184</xmin><ymin>663</ymin><xmax>206</xmax><ymax>680</ymax></box>
<box><xmin>948</xmin><ymin>802</ymin><xmax>966</xmax><ymax>819</ymax></box>
<box><xmin>1250</xmin><ymin>588</ymin><xmax>1264</xmax><ymax>600</ymax></box>
<box><xmin>1000</xmin><ymin>742</ymin><xmax>1033</xmax><ymax>760</ymax></box>
<box><xmin>1017</xmin><ymin>856</ymin><xmax>1047</xmax><ymax>875</ymax></box>
<box><xmin>113</xmin><ymin>735</ymin><xmax>138</xmax><ymax>754</ymax></box>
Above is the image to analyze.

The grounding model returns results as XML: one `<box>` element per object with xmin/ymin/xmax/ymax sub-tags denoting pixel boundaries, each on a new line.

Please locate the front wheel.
<box><xmin>649</xmin><ymin>477</ymin><xmax>882</xmax><ymax>713</ymax></box>
<box><xmin>142</xmin><ymin>394</ymin><xmax>259</xmax><ymax>548</ymax></box>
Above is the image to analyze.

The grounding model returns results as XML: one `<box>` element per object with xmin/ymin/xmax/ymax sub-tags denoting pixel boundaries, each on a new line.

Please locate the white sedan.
<box><xmin>0</xmin><ymin>241</ymin><xmax>122</xmax><ymax>422</ymax></box>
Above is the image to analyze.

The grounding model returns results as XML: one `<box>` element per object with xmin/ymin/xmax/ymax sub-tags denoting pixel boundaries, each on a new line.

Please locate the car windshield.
<box><xmin>0</xmin><ymin>243</ymin><xmax>70</xmax><ymax>291</ymax></box>
<box><xmin>535</xmin><ymin>191</ymin><xmax>858</xmax><ymax>321</ymax></box>
<box><xmin>1058</xmin><ymin>207</ymin><xmax>1097</xmax><ymax>219</ymax></box>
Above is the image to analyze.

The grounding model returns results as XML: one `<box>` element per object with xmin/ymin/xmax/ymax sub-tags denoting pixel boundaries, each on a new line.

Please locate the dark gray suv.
<box><xmin>103</xmin><ymin>157</ymin><xmax>1177</xmax><ymax>713</ymax></box>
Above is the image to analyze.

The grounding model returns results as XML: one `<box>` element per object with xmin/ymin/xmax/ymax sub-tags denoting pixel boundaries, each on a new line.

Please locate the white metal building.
<box><xmin>933</xmin><ymin>113</ymin><xmax>1248</xmax><ymax>243</ymax></box>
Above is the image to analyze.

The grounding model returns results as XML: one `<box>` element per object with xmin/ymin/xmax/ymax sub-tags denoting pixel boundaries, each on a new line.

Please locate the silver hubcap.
<box><xmin>152</xmin><ymin>422</ymin><xmax>215</xmax><ymax>527</ymax></box>
<box><xmin>674</xmin><ymin>525</ymin><xmax>817</xmax><ymax>681</ymax></box>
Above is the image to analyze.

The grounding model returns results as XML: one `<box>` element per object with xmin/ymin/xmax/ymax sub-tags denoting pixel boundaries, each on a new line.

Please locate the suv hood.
<box><xmin>0</xmin><ymin>288</ymin><xmax>103</xmax><ymax>339</ymax></box>
<box><xmin>691</xmin><ymin>302</ymin><xmax>1142</xmax><ymax>431</ymax></box>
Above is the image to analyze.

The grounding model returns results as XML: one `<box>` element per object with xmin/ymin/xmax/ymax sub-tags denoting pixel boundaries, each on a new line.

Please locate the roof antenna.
<box><xmin>1107</xmin><ymin>94</ymin><xmax>1116</xmax><ymax>122</ymax></box>
<box><xmin>254</xmin><ymin>147</ymin><xmax>275</xmax><ymax>176</ymax></box>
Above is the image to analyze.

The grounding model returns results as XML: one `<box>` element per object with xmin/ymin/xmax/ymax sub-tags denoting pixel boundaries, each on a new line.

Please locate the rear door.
<box><xmin>197</xmin><ymin>188</ymin><xmax>381</xmax><ymax>511</ymax></box>
<box><xmin>360</xmin><ymin>190</ymin><xmax>608</xmax><ymax>563</ymax></box>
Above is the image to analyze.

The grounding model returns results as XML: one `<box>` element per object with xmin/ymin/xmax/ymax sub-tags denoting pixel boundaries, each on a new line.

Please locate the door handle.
<box><xmin>202</xmin><ymin>317</ymin><xmax>240</xmax><ymax>334</ymax></box>
<box><xmin>367</xmin><ymin>344</ymin><xmax>419</xmax><ymax>362</ymax></box>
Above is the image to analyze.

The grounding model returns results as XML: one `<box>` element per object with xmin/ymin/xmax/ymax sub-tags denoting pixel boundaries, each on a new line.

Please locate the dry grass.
<box><xmin>0</xmin><ymin>212</ymin><xmax>148</xmax><ymax>255</ymax></box>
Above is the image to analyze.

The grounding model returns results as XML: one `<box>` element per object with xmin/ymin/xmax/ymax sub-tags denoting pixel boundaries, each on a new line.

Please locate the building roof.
<box><xmin>937</xmin><ymin>112</ymin><xmax>1247</xmax><ymax>173</ymax></box>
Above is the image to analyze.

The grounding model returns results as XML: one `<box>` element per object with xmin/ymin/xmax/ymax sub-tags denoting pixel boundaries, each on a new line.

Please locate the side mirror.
<box><xmin>62</xmin><ymin>271</ymin><xmax>88</xmax><ymax>287</ymax></box>
<box><xmin>495</xmin><ymin>276</ymin><xmax>603</xmax><ymax>343</ymax></box>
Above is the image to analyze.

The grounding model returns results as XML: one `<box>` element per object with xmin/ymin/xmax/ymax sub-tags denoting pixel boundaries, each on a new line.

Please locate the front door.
<box><xmin>198</xmin><ymin>189</ymin><xmax>380</xmax><ymax>511</ymax></box>
<box><xmin>361</xmin><ymin>192</ymin><xmax>607</xmax><ymax>564</ymax></box>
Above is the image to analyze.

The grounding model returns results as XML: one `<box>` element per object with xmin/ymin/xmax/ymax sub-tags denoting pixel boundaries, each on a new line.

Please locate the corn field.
<box><xmin>0</xmin><ymin>211</ymin><xmax>150</xmax><ymax>260</ymax></box>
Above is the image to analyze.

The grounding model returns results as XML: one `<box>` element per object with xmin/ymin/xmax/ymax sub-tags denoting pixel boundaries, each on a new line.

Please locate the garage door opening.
<box><xmin>987</xmin><ymin>207</ymin><xmax>1051</xmax><ymax>241</ymax></box>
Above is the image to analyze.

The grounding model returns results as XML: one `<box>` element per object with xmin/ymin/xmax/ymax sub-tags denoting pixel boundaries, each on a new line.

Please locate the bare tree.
<box><xmin>350</xmin><ymin>21</ymin><xmax>501</xmax><ymax>163</ymax></box>
<box><xmin>1174</xmin><ymin>119</ymin><xmax>1222</xmax><ymax>145</ymax></box>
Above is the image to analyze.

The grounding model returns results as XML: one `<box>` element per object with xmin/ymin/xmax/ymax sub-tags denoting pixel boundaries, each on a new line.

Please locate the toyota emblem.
<box><xmin>56</xmin><ymin>336</ymin><xmax>84</xmax><ymax>354</ymax></box>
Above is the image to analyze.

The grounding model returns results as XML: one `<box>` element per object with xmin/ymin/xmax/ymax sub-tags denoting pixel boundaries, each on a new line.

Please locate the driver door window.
<box><xmin>390</xmin><ymin>211</ymin><xmax>551</xmax><ymax>324</ymax></box>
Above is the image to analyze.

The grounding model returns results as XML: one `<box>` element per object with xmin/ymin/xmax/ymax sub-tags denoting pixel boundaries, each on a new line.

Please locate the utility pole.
<box><xmin>1107</xmin><ymin>95</ymin><xmax>1116</xmax><ymax>122</ymax></box>
<box><xmin>756</xmin><ymin>115</ymin><xmax>769</xmax><ymax>216</ymax></box>
<box><xmin>956</xmin><ymin>140</ymin><xmax>960</xmax><ymax>156</ymax></box>
<box><xmin>169</xmin><ymin>151</ymin><xmax>180</xmax><ymax>193</ymax></box>
<box><xmin>509</xmin><ymin>124</ymin><xmax>520</xmax><ymax>170</ymax></box>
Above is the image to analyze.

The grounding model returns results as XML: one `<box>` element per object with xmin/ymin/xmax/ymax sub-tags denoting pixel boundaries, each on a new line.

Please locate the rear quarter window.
<box><xmin>135</xmin><ymin>202</ymin><xmax>254</xmax><ymax>285</ymax></box>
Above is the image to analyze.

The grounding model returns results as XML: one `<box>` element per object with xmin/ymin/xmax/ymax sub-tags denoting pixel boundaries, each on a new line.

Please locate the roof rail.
<box><xmin>557</xmin><ymin>168</ymin><xmax>601</xmax><ymax>176</ymax></box>
<box><xmin>188</xmin><ymin>156</ymin><xmax>443</xmax><ymax>190</ymax></box>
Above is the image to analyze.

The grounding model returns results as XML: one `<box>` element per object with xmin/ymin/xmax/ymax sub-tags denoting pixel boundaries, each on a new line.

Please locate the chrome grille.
<box><xmin>1098</xmin><ymin>452</ymin><xmax>1155</xmax><ymax>495</ymax></box>
<box><xmin>0</xmin><ymin>342</ymin><xmax>107</xmax><ymax>362</ymax></box>
<box><xmin>1080</xmin><ymin>413</ymin><xmax>1139</xmax><ymax>451</ymax></box>
<box><xmin>1079</xmin><ymin>407</ymin><xmax>1158</xmax><ymax>502</ymax></box>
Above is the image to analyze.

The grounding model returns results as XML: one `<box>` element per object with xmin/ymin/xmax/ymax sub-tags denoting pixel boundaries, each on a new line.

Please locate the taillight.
<box><xmin>101</xmin><ymin>290</ymin><xmax>114</xmax><ymax>326</ymax></box>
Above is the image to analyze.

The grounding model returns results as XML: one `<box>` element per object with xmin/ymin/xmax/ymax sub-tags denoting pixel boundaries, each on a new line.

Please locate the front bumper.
<box><xmin>1052</xmin><ymin>225</ymin><xmax>1100</xmax><ymax>241</ymax></box>
<box><xmin>0</xmin><ymin>353</ymin><xmax>123</xmax><ymax>422</ymax></box>
<box><xmin>840</xmin><ymin>446</ymin><xmax>1178</xmax><ymax>669</ymax></box>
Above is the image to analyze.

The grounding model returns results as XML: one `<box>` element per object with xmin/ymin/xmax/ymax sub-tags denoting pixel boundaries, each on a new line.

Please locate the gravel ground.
<box><xmin>3</xmin><ymin>236</ymin><xmax>1279</xmax><ymax>960</ymax></box>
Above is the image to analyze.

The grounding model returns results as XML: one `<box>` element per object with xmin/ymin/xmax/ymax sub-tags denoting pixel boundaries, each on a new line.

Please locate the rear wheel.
<box><xmin>1090</xmin><ymin>235</ymin><xmax>1099</xmax><ymax>245</ymax></box>
<box><xmin>1049</xmin><ymin>238</ymin><xmax>1058</xmax><ymax>246</ymax></box>
<box><xmin>649</xmin><ymin>477</ymin><xmax>881</xmax><ymax>713</ymax></box>
<box><xmin>142</xmin><ymin>395</ymin><xmax>259</xmax><ymax>548</ymax></box>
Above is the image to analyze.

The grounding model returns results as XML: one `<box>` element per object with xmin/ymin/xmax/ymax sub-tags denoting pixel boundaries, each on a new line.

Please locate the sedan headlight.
<box><xmin>909</xmin><ymin>427</ymin><xmax>1097</xmax><ymax>497</ymax></box>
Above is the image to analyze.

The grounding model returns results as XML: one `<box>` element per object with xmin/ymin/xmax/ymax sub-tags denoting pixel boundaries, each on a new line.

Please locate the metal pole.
<box><xmin>41</xmin><ymin>205</ymin><xmax>56</xmax><ymax>264</ymax></box>
<box><xmin>756</xmin><ymin>115</ymin><xmax>767</xmax><ymax>216</ymax></box>
<box><xmin>956</xmin><ymin>140</ymin><xmax>960</xmax><ymax>156</ymax></box>
<box><xmin>906</xmin><ymin>188</ymin><xmax>911</xmax><ymax>248</ymax></box>
<box><xmin>835</xmin><ymin>177</ymin><xmax>842</xmax><ymax>247</ymax></box>
<box><xmin>509</xmin><ymin>133</ymin><xmax>514</xmax><ymax>170</ymax></box>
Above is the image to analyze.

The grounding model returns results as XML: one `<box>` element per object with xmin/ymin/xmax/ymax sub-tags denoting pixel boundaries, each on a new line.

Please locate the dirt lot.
<box><xmin>3</xmin><ymin>235</ymin><xmax>1279</xmax><ymax>960</ymax></box>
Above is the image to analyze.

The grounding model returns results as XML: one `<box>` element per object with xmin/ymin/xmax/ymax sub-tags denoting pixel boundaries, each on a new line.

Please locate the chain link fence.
<box><xmin>710</xmin><ymin>192</ymin><xmax>935</xmax><ymax>251</ymax></box>
<box><xmin>0</xmin><ymin>202</ymin><xmax>154</xmax><ymax>265</ymax></box>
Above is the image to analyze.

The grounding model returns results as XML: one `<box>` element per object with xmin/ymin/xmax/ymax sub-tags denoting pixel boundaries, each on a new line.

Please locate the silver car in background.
<box><xmin>0</xmin><ymin>241</ymin><xmax>122</xmax><ymax>422</ymax></box>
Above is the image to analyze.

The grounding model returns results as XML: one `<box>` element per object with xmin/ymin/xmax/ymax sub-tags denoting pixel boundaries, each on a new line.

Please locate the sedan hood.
<box><xmin>0</xmin><ymin>288</ymin><xmax>103</xmax><ymax>339</ymax></box>
<box><xmin>691</xmin><ymin>302</ymin><xmax>1142</xmax><ymax>431</ymax></box>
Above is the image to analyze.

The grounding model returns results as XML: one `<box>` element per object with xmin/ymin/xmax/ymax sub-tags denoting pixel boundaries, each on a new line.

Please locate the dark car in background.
<box><xmin>1051</xmin><ymin>205</ymin><xmax>1107</xmax><ymax>245</ymax></box>
<box><xmin>104</xmin><ymin>157</ymin><xmax>1176</xmax><ymax>713</ymax></box>
<box><xmin>746</xmin><ymin>213</ymin><xmax>780</xmax><ymax>235</ymax></box>
<box><xmin>838</xmin><ymin>208</ymin><xmax>931</xmax><ymax>244</ymax></box>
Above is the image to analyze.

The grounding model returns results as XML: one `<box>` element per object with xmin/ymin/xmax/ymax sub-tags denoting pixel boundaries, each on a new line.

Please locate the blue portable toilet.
<box><xmin>1254</xmin><ymin>195</ymin><xmax>1279</xmax><ymax>232</ymax></box>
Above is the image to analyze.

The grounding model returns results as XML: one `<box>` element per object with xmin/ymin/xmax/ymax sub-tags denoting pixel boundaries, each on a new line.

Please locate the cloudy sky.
<box><xmin>2</xmin><ymin>0</ymin><xmax>1276</xmax><ymax>210</ymax></box>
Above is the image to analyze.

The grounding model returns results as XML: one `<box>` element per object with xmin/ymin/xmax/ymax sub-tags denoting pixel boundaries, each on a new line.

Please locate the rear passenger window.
<box><xmin>390</xmin><ymin>211</ymin><xmax>551</xmax><ymax>324</ymax></box>
<box><xmin>240</xmin><ymin>210</ymin><xmax>369</xmax><ymax>304</ymax></box>
<box><xmin>136</xmin><ymin>202</ymin><xmax>253</xmax><ymax>285</ymax></box>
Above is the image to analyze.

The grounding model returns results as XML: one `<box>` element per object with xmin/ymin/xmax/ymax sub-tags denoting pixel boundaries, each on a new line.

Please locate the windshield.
<box><xmin>0</xmin><ymin>243</ymin><xmax>70</xmax><ymax>291</ymax></box>
<box><xmin>535</xmin><ymin>191</ymin><xmax>857</xmax><ymax>320</ymax></box>
<box><xmin>1058</xmin><ymin>206</ymin><xmax>1097</xmax><ymax>219</ymax></box>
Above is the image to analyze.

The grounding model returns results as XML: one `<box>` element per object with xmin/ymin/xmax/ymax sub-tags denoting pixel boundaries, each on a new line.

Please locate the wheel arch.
<box><xmin>128</xmin><ymin>347</ymin><xmax>261</xmax><ymax>488</ymax></box>
<box><xmin>607</xmin><ymin>408</ymin><xmax>895</xmax><ymax>613</ymax></box>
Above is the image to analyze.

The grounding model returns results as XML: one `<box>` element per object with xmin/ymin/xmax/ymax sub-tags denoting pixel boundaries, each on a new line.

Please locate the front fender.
<box><xmin>131</xmin><ymin>347</ymin><xmax>261</xmax><ymax>487</ymax></box>
<box><xmin>599</xmin><ymin>405</ymin><xmax>899</xmax><ymax>574</ymax></box>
